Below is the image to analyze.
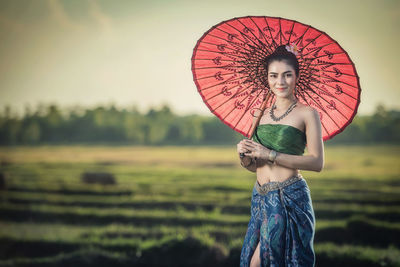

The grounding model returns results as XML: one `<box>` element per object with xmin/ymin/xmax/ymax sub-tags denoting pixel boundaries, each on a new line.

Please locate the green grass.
<box><xmin>0</xmin><ymin>145</ymin><xmax>399</xmax><ymax>266</ymax></box>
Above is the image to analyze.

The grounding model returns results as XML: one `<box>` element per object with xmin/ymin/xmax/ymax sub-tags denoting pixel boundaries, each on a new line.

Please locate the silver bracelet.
<box><xmin>268</xmin><ymin>150</ymin><xmax>277</xmax><ymax>163</ymax></box>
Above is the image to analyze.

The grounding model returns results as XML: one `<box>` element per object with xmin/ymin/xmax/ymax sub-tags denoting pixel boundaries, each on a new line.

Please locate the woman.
<box><xmin>238</xmin><ymin>45</ymin><xmax>324</xmax><ymax>267</ymax></box>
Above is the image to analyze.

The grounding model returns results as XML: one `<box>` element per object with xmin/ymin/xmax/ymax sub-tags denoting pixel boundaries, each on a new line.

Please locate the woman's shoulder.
<box><xmin>296</xmin><ymin>103</ymin><xmax>320</xmax><ymax>124</ymax></box>
<box><xmin>297</xmin><ymin>103</ymin><xmax>318</xmax><ymax>116</ymax></box>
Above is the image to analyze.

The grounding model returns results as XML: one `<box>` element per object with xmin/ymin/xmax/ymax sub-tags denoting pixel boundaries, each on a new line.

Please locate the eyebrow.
<box><xmin>269</xmin><ymin>71</ymin><xmax>293</xmax><ymax>74</ymax></box>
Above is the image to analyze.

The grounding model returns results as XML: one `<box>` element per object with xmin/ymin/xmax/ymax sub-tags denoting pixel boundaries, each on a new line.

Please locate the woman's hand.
<box><xmin>241</xmin><ymin>139</ymin><xmax>270</xmax><ymax>160</ymax></box>
<box><xmin>237</xmin><ymin>139</ymin><xmax>250</xmax><ymax>155</ymax></box>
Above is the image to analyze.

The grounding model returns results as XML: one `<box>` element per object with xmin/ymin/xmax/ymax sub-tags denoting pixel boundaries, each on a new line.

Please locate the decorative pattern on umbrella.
<box><xmin>191</xmin><ymin>16</ymin><xmax>361</xmax><ymax>141</ymax></box>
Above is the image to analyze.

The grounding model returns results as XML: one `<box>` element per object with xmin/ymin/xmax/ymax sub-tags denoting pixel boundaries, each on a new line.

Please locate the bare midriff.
<box><xmin>255</xmin><ymin>158</ymin><xmax>299</xmax><ymax>185</ymax></box>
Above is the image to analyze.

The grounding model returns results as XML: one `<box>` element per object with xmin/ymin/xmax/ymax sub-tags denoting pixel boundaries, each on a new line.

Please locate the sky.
<box><xmin>0</xmin><ymin>0</ymin><xmax>399</xmax><ymax>117</ymax></box>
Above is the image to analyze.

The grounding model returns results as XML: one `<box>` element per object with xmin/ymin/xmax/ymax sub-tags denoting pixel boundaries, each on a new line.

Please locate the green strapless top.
<box><xmin>252</xmin><ymin>124</ymin><xmax>306</xmax><ymax>155</ymax></box>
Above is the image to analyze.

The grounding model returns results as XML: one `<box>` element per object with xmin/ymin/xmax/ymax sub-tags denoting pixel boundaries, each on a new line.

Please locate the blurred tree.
<box><xmin>145</xmin><ymin>105</ymin><xmax>175</xmax><ymax>145</ymax></box>
<box><xmin>0</xmin><ymin>118</ymin><xmax>21</xmax><ymax>145</ymax></box>
<box><xmin>202</xmin><ymin>117</ymin><xmax>242</xmax><ymax>144</ymax></box>
<box><xmin>21</xmin><ymin>121</ymin><xmax>41</xmax><ymax>144</ymax></box>
<box><xmin>123</xmin><ymin>108</ymin><xmax>146</xmax><ymax>144</ymax></box>
<box><xmin>0</xmin><ymin>103</ymin><xmax>398</xmax><ymax>145</ymax></box>
<box><xmin>40</xmin><ymin>105</ymin><xmax>65</xmax><ymax>143</ymax></box>
<box><xmin>166</xmin><ymin>115</ymin><xmax>204</xmax><ymax>144</ymax></box>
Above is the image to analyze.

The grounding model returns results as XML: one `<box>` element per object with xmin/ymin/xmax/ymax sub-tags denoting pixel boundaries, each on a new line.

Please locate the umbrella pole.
<box><xmin>240</xmin><ymin>90</ymin><xmax>272</xmax><ymax>158</ymax></box>
<box><xmin>248</xmin><ymin>91</ymin><xmax>272</xmax><ymax>138</ymax></box>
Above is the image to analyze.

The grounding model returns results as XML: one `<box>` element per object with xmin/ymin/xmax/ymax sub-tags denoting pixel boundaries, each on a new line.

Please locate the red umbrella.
<box><xmin>191</xmin><ymin>16</ymin><xmax>361</xmax><ymax>141</ymax></box>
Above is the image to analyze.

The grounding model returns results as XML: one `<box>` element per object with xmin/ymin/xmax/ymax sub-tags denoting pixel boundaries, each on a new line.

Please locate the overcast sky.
<box><xmin>0</xmin><ymin>0</ymin><xmax>398</xmax><ymax>117</ymax></box>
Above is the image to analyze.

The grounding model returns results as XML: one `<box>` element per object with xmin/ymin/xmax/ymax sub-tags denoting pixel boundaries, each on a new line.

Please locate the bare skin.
<box><xmin>237</xmin><ymin>60</ymin><xmax>324</xmax><ymax>266</ymax></box>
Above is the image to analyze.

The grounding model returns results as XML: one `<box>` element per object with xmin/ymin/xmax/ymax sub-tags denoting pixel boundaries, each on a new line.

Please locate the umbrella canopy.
<box><xmin>191</xmin><ymin>16</ymin><xmax>361</xmax><ymax>141</ymax></box>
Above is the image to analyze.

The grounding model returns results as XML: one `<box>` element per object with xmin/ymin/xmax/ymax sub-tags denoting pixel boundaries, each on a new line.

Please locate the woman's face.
<box><xmin>267</xmin><ymin>60</ymin><xmax>299</xmax><ymax>98</ymax></box>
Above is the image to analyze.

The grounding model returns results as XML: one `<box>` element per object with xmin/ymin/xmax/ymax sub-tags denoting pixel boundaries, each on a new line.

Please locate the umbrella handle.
<box><xmin>239</xmin><ymin>91</ymin><xmax>272</xmax><ymax>159</ymax></box>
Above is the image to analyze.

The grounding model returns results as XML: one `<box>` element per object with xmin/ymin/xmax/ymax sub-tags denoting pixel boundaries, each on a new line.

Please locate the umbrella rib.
<box><xmin>206</xmin><ymin>35</ymin><xmax>253</xmax><ymax>59</ymax></box>
<box><xmin>208</xmin><ymin>72</ymin><xmax>266</xmax><ymax>125</ymax></box>
<box><xmin>306</xmin><ymin>81</ymin><xmax>354</xmax><ymax>114</ymax></box>
<box><xmin>199</xmin><ymin>41</ymin><xmax>249</xmax><ymax>54</ymax></box>
<box><xmin>248</xmin><ymin>17</ymin><xmax>274</xmax><ymax>54</ymax></box>
<box><xmin>207</xmin><ymin>33</ymin><xmax>253</xmax><ymax>54</ymax></box>
<box><xmin>225</xmin><ymin>84</ymin><xmax>267</xmax><ymax>131</ymax></box>
<box><xmin>231</xmin><ymin>85</ymin><xmax>267</xmax><ymax>129</ymax></box>
<box><xmin>195</xmin><ymin>67</ymin><xmax>266</xmax><ymax>86</ymax></box>
<box><xmin>210</xmin><ymin>28</ymin><xmax>256</xmax><ymax>54</ymax></box>
<box><xmin>233</xmin><ymin>20</ymin><xmax>272</xmax><ymax>70</ymax></box>
<box><xmin>308</xmin><ymin>65</ymin><xmax>359</xmax><ymax>79</ymax></box>
<box><xmin>212</xmin><ymin>26</ymin><xmax>250</xmax><ymax>46</ymax></box>
<box><xmin>301</xmin><ymin>32</ymin><xmax>324</xmax><ymax>52</ymax></box>
<box><xmin>317</xmin><ymin>71</ymin><xmax>360</xmax><ymax>89</ymax></box>
<box><xmin>197</xmin><ymin>42</ymin><xmax>269</xmax><ymax>76</ymax></box>
<box><xmin>210</xmin><ymin>82</ymin><xmax>254</xmax><ymax>113</ymax></box>
<box><xmin>235</xmin><ymin>19</ymin><xmax>266</xmax><ymax>46</ymax></box>
<box><xmin>306</xmin><ymin>79</ymin><xmax>353</xmax><ymax>112</ymax></box>
<box><xmin>195</xmin><ymin>71</ymin><xmax>241</xmax><ymax>81</ymax></box>
<box><xmin>235</xmin><ymin>19</ymin><xmax>271</xmax><ymax>58</ymax></box>
<box><xmin>309</xmin><ymin>61</ymin><xmax>354</xmax><ymax>68</ymax></box>
<box><xmin>193</xmin><ymin>65</ymin><xmax>243</xmax><ymax>71</ymax></box>
<box><xmin>223</xmin><ymin>22</ymin><xmax>268</xmax><ymax>55</ymax></box>
<box><xmin>292</xmin><ymin>24</ymin><xmax>311</xmax><ymax>48</ymax></box>
<box><xmin>199</xmin><ymin>75</ymin><xmax>246</xmax><ymax>91</ymax></box>
<box><xmin>201</xmin><ymin>40</ymin><xmax>246</xmax><ymax>52</ymax></box>
<box><xmin>302</xmin><ymin>41</ymin><xmax>335</xmax><ymax>58</ymax></box>
<box><xmin>309</xmin><ymin>51</ymin><xmax>347</xmax><ymax>61</ymax></box>
<box><xmin>204</xmin><ymin>83</ymin><xmax>243</xmax><ymax>102</ymax></box>
<box><xmin>263</xmin><ymin>17</ymin><xmax>278</xmax><ymax>48</ymax></box>
<box><xmin>305</xmin><ymin>72</ymin><xmax>358</xmax><ymax>101</ymax></box>
<box><xmin>302</xmin><ymin>81</ymin><xmax>350</xmax><ymax>122</ymax></box>
<box><xmin>279</xmin><ymin>17</ymin><xmax>283</xmax><ymax>44</ymax></box>
<box><xmin>195</xmin><ymin>48</ymin><xmax>247</xmax><ymax>60</ymax></box>
<box><xmin>194</xmin><ymin>58</ymin><xmax>236</xmax><ymax>63</ymax></box>
<box><xmin>199</xmin><ymin>41</ymin><xmax>253</xmax><ymax>57</ymax></box>
<box><xmin>301</xmin><ymin>41</ymin><xmax>336</xmax><ymax>58</ymax></box>
<box><xmin>287</xmin><ymin>20</ymin><xmax>296</xmax><ymax>44</ymax></box>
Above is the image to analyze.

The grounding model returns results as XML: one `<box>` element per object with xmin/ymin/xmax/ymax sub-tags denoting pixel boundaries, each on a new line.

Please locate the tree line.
<box><xmin>0</xmin><ymin>103</ymin><xmax>398</xmax><ymax>146</ymax></box>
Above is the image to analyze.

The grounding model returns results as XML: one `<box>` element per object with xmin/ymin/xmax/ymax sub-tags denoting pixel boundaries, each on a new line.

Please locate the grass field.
<box><xmin>0</xmin><ymin>145</ymin><xmax>399</xmax><ymax>266</ymax></box>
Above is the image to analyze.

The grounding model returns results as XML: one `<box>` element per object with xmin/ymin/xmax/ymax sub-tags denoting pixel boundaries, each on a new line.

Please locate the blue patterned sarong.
<box><xmin>240</xmin><ymin>174</ymin><xmax>315</xmax><ymax>267</ymax></box>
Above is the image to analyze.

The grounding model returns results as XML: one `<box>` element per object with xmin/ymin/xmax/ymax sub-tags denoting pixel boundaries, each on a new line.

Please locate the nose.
<box><xmin>278</xmin><ymin>75</ymin><xmax>286</xmax><ymax>85</ymax></box>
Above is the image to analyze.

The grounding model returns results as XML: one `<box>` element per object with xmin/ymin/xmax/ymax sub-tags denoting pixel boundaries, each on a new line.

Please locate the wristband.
<box><xmin>268</xmin><ymin>150</ymin><xmax>277</xmax><ymax>163</ymax></box>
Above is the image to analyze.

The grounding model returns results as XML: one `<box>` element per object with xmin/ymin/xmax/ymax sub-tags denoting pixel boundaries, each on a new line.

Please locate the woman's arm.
<box><xmin>243</xmin><ymin>107</ymin><xmax>324</xmax><ymax>172</ymax></box>
<box><xmin>236</xmin><ymin>108</ymin><xmax>265</xmax><ymax>173</ymax></box>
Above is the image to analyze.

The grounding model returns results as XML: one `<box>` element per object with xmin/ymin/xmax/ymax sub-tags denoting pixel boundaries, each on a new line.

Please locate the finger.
<box><xmin>243</xmin><ymin>139</ymin><xmax>255</xmax><ymax>144</ymax></box>
<box><xmin>242</xmin><ymin>144</ymin><xmax>253</xmax><ymax>151</ymax></box>
<box><xmin>243</xmin><ymin>143</ymin><xmax>255</xmax><ymax>150</ymax></box>
<box><xmin>245</xmin><ymin>139</ymin><xmax>257</xmax><ymax>145</ymax></box>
